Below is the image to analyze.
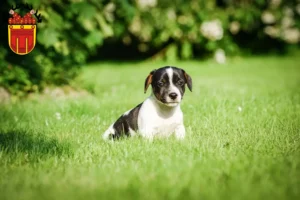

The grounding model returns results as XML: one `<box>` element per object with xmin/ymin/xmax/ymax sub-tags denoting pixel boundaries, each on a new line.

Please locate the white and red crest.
<box><xmin>8</xmin><ymin>4</ymin><xmax>41</xmax><ymax>55</ymax></box>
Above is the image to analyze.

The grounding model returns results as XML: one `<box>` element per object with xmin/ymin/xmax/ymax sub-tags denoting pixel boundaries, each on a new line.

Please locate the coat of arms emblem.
<box><xmin>8</xmin><ymin>4</ymin><xmax>42</xmax><ymax>55</ymax></box>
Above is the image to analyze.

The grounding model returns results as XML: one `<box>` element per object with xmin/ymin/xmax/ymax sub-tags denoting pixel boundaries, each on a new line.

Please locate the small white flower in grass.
<box><xmin>238</xmin><ymin>106</ymin><xmax>242</xmax><ymax>112</ymax></box>
<box><xmin>214</xmin><ymin>49</ymin><xmax>226</xmax><ymax>64</ymax></box>
<box><xmin>55</xmin><ymin>112</ymin><xmax>61</xmax><ymax>120</ymax></box>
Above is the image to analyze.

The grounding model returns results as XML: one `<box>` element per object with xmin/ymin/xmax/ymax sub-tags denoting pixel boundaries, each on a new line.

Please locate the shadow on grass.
<box><xmin>0</xmin><ymin>130</ymin><xmax>72</xmax><ymax>159</ymax></box>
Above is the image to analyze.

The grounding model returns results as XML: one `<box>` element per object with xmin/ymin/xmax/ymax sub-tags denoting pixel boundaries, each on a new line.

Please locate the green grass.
<box><xmin>1</xmin><ymin>56</ymin><xmax>300</xmax><ymax>200</ymax></box>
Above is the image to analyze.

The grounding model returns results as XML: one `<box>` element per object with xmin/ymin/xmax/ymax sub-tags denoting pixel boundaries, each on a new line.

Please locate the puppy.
<box><xmin>102</xmin><ymin>66</ymin><xmax>192</xmax><ymax>140</ymax></box>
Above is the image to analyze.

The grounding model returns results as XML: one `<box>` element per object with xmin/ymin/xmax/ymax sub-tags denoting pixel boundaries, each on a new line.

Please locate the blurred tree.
<box><xmin>0</xmin><ymin>0</ymin><xmax>299</xmax><ymax>98</ymax></box>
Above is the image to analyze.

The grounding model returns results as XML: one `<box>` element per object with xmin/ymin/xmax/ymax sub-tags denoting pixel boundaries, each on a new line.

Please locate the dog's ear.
<box><xmin>182</xmin><ymin>70</ymin><xmax>192</xmax><ymax>92</ymax></box>
<box><xmin>144</xmin><ymin>69</ymin><xmax>156</xmax><ymax>93</ymax></box>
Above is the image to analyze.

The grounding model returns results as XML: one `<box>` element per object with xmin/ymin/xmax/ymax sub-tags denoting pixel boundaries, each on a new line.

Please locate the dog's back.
<box><xmin>102</xmin><ymin>103</ymin><xmax>142</xmax><ymax>139</ymax></box>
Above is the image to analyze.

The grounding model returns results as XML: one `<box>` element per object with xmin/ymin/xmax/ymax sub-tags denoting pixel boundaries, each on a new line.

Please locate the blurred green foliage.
<box><xmin>0</xmin><ymin>0</ymin><xmax>299</xmax><ymax>98</ymax></box>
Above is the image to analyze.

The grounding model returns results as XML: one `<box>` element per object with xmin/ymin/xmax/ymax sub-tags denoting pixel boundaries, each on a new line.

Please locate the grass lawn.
<box><xmin>0</xmin><ymin>55</ymin><xmax>300</xmax><ymax>200</ymax></box>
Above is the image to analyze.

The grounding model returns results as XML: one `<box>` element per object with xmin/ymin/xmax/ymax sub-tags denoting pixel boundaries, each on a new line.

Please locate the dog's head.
<box><xmin>144</xmin><ymin>66</ymin><xmax>192</xmax><ymax>107</ymax></box>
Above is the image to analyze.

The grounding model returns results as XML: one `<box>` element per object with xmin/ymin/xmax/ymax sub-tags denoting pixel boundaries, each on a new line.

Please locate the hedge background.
<box><xmin>0</xmin><ymin>0</ymin><xmax>299</xmax><ymax>98</ymax></box>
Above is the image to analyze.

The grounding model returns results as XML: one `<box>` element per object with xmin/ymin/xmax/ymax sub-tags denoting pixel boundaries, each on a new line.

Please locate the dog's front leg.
<box><xmin>175</xmin><ymin>124</ymin><xmax>185</xmax><ymax>140</ymax></box>
<box><xmin>139</xmin><ymin>127</ymin><xmax>155</xmax><ymax>141</ymax></box>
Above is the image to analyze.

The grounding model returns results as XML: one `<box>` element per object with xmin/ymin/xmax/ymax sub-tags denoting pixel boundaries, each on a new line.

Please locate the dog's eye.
<box><xmin>177</xmin><ymin>80</ymin><xmax>184</xmax><ymax>86</ymax></box>
<box><xmin>157</xmin><ymin>82</ymin><xmax>164</xmax><ymax>87</ymax></box>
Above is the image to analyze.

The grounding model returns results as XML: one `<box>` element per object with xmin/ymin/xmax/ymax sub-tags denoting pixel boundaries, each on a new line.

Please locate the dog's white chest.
<box><xmin>138</xmin><ymin>96</ymin><xmax>184</xmax><ymax>138</ymax></box>
<box><xmin>152</xmin><ymin>117</ymin><xmax>181</xmax><ymax>137</ymax></box>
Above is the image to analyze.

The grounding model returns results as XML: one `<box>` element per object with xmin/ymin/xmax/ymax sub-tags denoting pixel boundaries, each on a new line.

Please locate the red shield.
<box><xmin>8</xmin><ymin>25</ymin><xmax>36</xmax><ymax>55</ymax></box>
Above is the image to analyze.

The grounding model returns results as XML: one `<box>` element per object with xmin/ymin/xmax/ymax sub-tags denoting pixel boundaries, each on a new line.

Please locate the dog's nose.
<box><xmin>169</xmin><ymin>93</ymin><xmax>178</xmax><ymax>100</ymax></box>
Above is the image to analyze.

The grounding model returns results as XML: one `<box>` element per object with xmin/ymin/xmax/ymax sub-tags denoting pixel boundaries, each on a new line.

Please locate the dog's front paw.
<box><xmin>175</xmin><ymin>125</ymin><xmax>185</xmax><ymax>140</ymax></box>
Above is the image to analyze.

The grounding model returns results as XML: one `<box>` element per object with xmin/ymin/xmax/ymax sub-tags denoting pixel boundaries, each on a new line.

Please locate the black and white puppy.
<box><xmin>102</xmin><ymin>66</ymin><xmax>192</xmax><ymax>140</ymax></box>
